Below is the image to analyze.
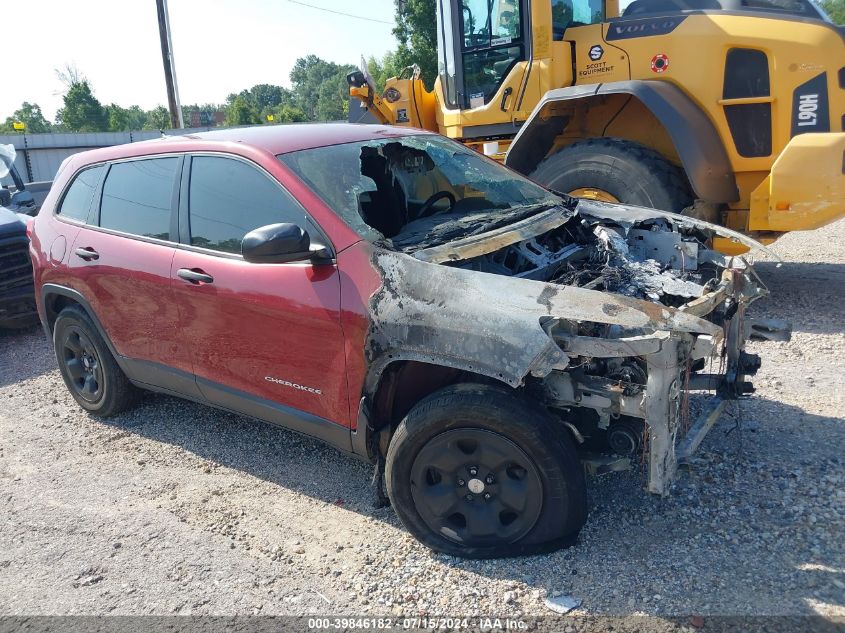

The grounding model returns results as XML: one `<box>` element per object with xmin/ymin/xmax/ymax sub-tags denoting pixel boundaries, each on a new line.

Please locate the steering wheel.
<box><xmin>417</xmin><ymin>191</ymin><xmax>457</xmax><ymax>218</ymax></box>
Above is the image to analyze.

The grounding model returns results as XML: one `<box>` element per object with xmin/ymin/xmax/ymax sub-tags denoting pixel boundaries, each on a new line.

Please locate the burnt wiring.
<box><xmin>680</xmin><ymin>359</ymin><xmax>693</xmax><ymax>438</ymax></box>
<box><xmin>723</xmin><ymin>397</ymin><xmax>745</xmax><ymax>460</ymax></box>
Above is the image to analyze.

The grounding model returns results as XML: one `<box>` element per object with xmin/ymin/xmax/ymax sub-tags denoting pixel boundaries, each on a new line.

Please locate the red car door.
<box><xmin>170</xmin><ymin>155</ymin><xmax>350</xmax><ymax>433</ymax></box>
<box><xmin>67</xmin><ymin>156</ymin><xmax>197</xmax><ymax>395</ymax></box>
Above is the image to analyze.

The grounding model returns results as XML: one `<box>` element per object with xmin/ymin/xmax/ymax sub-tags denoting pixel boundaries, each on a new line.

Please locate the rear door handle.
<box><xmin>177</xmin><ymin>268</ymin><xmax>214</xmax><ymax>285</ymax></box>
<box><xmin>74</xmin><ymin>247</ymin><xmax>99</xmax><ymax>261</ymax></box>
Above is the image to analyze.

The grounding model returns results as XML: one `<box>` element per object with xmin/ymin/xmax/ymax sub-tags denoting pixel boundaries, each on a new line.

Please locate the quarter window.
<box><xmin>188</xmin><ymin>157</ymin><xmax>305</xmax><ymax>255</ymax></box>
<box><xmin>99</xmin><ymin>158</ymin><xmax>179</xmax><ymax>240</ymax></box>
<box><xmin>57</xmin><ymin>165</ymin><xmax>105</xmax><ymax>223</ymax></box>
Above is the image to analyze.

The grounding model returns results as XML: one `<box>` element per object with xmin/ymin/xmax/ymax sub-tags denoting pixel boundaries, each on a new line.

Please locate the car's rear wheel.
<box><xmin>53</xmin><ymin>305</ymin><xmax>139</xmax><ymax>417</ymax></box>
<box><xmin>385</xmin><ymin>383</ymin><xmax>587</xmax><ymax>557</ymax></box>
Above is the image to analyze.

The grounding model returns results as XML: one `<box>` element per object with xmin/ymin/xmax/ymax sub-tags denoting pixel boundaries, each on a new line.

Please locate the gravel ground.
<box><xmin>0</xmin><ymin>220</ymin><xmax>843</xmax><ymax>621</ymax></box>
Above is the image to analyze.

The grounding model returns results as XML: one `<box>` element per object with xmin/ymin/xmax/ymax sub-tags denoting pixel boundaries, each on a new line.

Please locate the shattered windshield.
<box><xmin>278</xmin><ymin>135</ymin><xmax>562</xmax><ymax>247</ymax></box>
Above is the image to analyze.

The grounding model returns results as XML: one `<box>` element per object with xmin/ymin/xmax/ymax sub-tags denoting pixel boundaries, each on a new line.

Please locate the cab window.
<box><xmin>460</xmin><ymin>0</ymin><xmax>525</xmax><ymax>107</ymax></box>
<box><xmin>552</xmin><ymin>0</ymin><xmax>605</xmax><ymax>39</ymax></box>
<box><xmin>462</xmin><ymin>0</ymin><xmax>522</xmax><ymax>46</ymax></box>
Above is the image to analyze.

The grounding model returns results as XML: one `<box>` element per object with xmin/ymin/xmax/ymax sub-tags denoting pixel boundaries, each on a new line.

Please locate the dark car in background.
<box><xmin>0</xmin><ymin>146</ymin><xmax>37</xmax><ymax>329</ymax></box>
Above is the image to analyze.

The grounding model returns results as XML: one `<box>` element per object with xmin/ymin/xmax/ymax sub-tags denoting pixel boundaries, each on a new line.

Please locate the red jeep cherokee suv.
<box><xmin>30</xmin><ymin>124</ymin><xmax>777</xmax><ymax>557</ymax></box>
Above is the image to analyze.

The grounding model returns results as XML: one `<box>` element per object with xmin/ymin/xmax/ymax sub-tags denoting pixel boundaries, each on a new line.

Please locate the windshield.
<box><xmin>279</xmin><ymin>135</ymin><xmax>560</xmax><ymax>247</ymax></box>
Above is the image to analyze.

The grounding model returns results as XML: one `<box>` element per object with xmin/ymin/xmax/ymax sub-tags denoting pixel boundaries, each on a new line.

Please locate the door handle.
<box><xmin>500</xmin><ymin>86</ymin><xmax>513</xmax><ymax>112</ymax></box>
<box><xmin>74</xmin><ymin>247</ymin><xmax>99</xmax><ymax>261</ymax></box>
<box><xmin>177</xmin><ymin>268</ymin><xmax>214</xmax><ymax>285</ymax></box>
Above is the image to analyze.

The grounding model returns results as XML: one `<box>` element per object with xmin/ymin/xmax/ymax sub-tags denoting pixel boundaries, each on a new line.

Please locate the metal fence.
<box><xmin>0</xmin><ymin>127</ymin><xmax>220</xmax><ymax>185</ymax></box>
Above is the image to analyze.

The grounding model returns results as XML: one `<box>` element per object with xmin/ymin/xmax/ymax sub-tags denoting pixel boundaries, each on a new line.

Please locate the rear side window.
<box><xmin>57</xmin><ymin>165</ymin><xmax>105</xmax><ymax>223</ymax></box>
<box><xmin>99</xmin><ymin>158</ymin><xmax>179</xmax><ymax>240</ymax></box>
<box><xmin>188</xmin><ymin>156</ymin><xmax>305</xmax><ymax>254</ymax></box>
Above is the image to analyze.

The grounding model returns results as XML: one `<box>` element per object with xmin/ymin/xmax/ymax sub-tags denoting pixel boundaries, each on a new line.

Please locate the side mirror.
<box><xmin>242</xmin><ymin>223</ymin><xmax>331</xmax><ymax>264</ymax></box>
<box><xmin>346</xmin><ymin>70</ymin><xmax>367</xmax><ymax>88</ymax></box>
<box><xmin>11</xmin><ymin>189</ymin><xmax>36</xmax><ymax>215</ymax></box>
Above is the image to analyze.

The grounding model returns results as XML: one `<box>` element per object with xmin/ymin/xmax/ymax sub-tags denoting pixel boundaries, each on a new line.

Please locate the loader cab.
<box><xmin>435</xmin><ymin>0</ymin><xmax>614</xmax><ymax>140</ymax></box>
<box><xmin>437</xmin><ymin>0</ymin><xmax>529</xmax><ymax>110</ymax></box>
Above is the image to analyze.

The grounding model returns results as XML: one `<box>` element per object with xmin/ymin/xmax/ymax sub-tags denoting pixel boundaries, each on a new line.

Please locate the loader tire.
<box><xmin>530</xmin><ymin>138</ymin><xmax>694</xmax><ymax>212</ymax></box>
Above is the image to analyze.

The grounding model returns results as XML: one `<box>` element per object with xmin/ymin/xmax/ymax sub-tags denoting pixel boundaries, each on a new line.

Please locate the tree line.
<box><xmin>1</xmin><ymin>0</ymin><xmax>436</xmax><ymax>135</ymax></box>
<box><xmin>4</xmin><ymin>0</ymin><xmax>843</xmax><ymax>134</ymax></box>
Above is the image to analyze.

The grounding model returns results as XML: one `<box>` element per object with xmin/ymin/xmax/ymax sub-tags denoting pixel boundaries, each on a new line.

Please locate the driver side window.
<box><xmin>551</xmin><ymin>0</ymin><xmax>605</xmax><ymax>40</ymax></box>
<box><xmin>188</xmin><ymin>156</ymin><xmax>306</xmax><ymax>255</ymax></box>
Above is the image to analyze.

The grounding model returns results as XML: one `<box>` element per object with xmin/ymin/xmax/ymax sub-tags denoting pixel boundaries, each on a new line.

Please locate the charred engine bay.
<box><xmin>388</xmin><ymin>202</ymin><xmax>724</xmax><ymax>309</ymax></box>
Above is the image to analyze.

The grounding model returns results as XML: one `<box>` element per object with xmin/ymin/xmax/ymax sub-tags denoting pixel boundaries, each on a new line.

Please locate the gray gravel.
<box><xmin>0</xmin><ymin>220</ymin><xmax>843</xmax><ymax>619</ymax></box>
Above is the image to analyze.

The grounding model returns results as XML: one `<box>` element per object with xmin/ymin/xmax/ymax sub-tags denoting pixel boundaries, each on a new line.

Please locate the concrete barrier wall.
<box><xmin>0</xmin><ymin>128</ymin><xmax>219</xmax><ymax>185</ymax></box>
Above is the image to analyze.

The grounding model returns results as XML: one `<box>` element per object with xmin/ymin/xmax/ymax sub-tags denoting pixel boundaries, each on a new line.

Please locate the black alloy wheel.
<box><xmin>385</xmin><ymin>383</ymin><xmax>587</xmax><ymax>558</ymax></box>
<box><xmin>60</xmin><ymin>325</ymin><xmax>104</xmax><ymax>403</ymax></box>
<box><xmin>410</xmin><ymin>428</ymin><xmax>543</xmax><ymax>547</ymax></box>
<box><xmin>53</xmin><ymin>304</ymin><xmax>139</xmax><ymax>417</ymax></box>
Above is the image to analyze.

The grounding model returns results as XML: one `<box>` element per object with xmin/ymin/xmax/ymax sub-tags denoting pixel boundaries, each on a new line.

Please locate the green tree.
<box><xmin>392</xmin><ymin>0</ymin><xmax>438</xmax><ymax>90</ymax></box>
<box><xmin>181</xmin><ymin>103</ymin><xmax>225</xmax><ymax>127</ymax></box>
<box><xmin>248</xmin><ymin>84</ymin><xmax>286</xmax><ymax>110</ymax></box>
<box><xmin>262</xmin><ymin>103</ymin><xmax>308</xmax><ymax>124</ymax></box>
<box><xmin>225</xmin><ymin>95</ymin><xmax>261</xmax><ymax>126</ymax></box>
<box><xmin>126</xmin><ymin>106</ymin><xmax>148</xmax><ymax>130</ymax></box>
<box><xmin>367</xmin><ymin>52</ymin><xmax>402</xmax><ymax>92</ymax></box>
<box><xmin>143</xmin><ymin>106</ymin><xmax>171</xmax><ymax>130</ymax></box>
<box><xmin>2</xmin><ymin>102</ymin><xmax>51</xmax><ymax>133</ymax></box>
<box><xmin>55</xmin><ymin>80</ymin><xmax>108</xmax><ymax>132</ymax></box>
<box><xmin>105</xmin><ymin>104</ymin><xmax>131</xmax><ymax>131</ymax></box>
<box><xmin>316</xmin><ymin>71</ymin><xmax>354</xmax><ymax>120</ymax></box>
<box><xmin>822</xmin><ymin>0</ymin><xmax>845</xmax><ymax>22</ymax></box>
<box><xmin>290</xmin><ymin>55</ymin><xmax>355</xmax><ymax>121</ymax></box>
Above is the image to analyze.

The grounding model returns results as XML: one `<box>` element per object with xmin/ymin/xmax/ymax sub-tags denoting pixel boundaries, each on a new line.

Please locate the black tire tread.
<box><xmin>385</xmin><ymin>383</ymin><xmax>587</xmax><ymax>558</ymax></box>
<box><xmin>53</xmin><ymin>305</ymin><xmax>140</xmax><ymax>417</ymax></box>
<box><xmin>530</xmin><ymin>137</ymin><xmax>693</xmax><ymax>212</ymax></box>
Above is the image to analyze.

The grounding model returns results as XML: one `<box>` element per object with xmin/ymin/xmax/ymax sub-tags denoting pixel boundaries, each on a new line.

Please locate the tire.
<box><xmin>530</xmin><ymin>138</ymin><xmax>693</xmax><ymax>212</ymax></box>
<box><xmin>53</xmin><ymin>305</ymin><xmax>139</xmax><ymax>417</ymax></box>
<box><xmin>385</xmin><ymin>383</ymin><xmax>587</xmax><ymax>558</ymax></box>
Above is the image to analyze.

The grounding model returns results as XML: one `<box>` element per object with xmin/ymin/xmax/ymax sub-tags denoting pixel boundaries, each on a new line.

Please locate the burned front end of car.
<box><xmin>373</xmin><ymin>197</ymin><xmax>789</xmax><ymax>496</ymax></box>
<box><xmin>280</xmin><ymin>132</ymin><xmax>788</xmax><ymax>496</ymax></box>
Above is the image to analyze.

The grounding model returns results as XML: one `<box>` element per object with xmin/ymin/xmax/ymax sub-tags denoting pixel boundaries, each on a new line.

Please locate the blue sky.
<box><xmin>5</xmin><ymin>0</ymin><xmax>397</xmax><ymax>120</ymax></box>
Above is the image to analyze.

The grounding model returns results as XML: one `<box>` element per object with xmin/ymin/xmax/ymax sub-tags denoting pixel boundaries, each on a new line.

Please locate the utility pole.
<box><xmin>156</xmin><ymin>0</ymin><xmax>184</xmax><ymax>129</ymax></box>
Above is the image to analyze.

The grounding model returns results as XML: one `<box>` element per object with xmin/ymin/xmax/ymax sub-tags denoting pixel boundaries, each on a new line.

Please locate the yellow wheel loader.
<box><xmin>349</xmin><ymin>0</ymin><xmax>845</xmax><ymax>252</ymax></box>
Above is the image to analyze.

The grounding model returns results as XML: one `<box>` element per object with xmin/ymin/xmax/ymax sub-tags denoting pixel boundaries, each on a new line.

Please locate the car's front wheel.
<box><xmin>53</xmin><ymin>305</ymin><xmax>139</xmax><ymax>417</ymax></box>
<box><xmin>385</xmin><ymin>383</ymin><xmax>587</xmax><ymax>557</ymax></box>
